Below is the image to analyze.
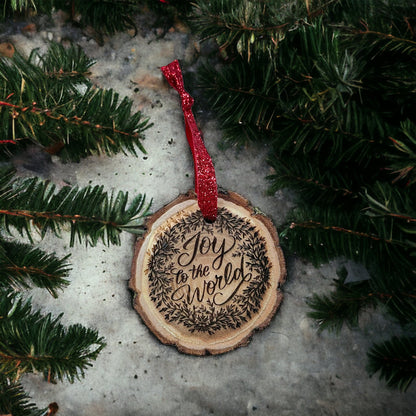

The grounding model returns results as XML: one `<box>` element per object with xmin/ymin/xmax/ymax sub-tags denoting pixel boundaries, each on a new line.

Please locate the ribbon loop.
<box><xmin>161</xmin><ymin>60</ymin><xmax>218</xmax><ymax>222</ymax></box>
<box><xmin>180</xmin><ymin>92</ymin><xmax>194</xmax><ymax>112</ymax></box>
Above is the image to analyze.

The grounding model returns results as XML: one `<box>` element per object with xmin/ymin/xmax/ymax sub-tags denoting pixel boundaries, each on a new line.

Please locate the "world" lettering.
<box><xmin>171</xmin><ymin>255</ymin><xmax>252</xmax><ymax>305</ymax></box>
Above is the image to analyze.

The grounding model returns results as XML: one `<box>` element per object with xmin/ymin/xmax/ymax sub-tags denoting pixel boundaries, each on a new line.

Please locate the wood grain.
<box><xmin>130</xmin><ymin>191</ymin><xmax>286</xmax><ymax>355</ymax></box>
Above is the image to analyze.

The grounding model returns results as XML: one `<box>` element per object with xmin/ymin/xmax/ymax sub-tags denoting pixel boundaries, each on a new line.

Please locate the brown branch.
<box><xmin>206</xmin><ymin>15</ymin><xmax>289</xmax><ymax>33</ymax></box>
<box><xmin>0</xmin><ymin>209</ymin><xmax>119</xmax><ymax>228</ymax></box>
<box><xmin>5</xmin><ymin>265</ymin><xmax>61</xmax><ymax>280</ymax></box>
<box><xmin>404</xmin><ymin>17</ymin><xmax>415</xmax><ymax>37</ymax></box>
<box><xmin>384</xmin><ymin>212</ymin><xmax>416</xmax><ymax>223</ymax></box>
<box><xmin>290</xmin><ymin>219</ymin><xmax>400</xmax><ymax>245</ymax></box>
<box><xmin>280</xmin><ymin>173</ymin><xmax>355</xmax><ymax>197</ymax></box>
<box><xmin>0</xmin><ymin>350</ymin><xmax>54</xmax><ymax>382</ymax></box>
<box><xmin>356</xmin><ymin>22</ymin><xmax>416</xmax><ymax>46</ymax></box>
<box><xmin>45</xmin><ymin>69</ymin><xmax>91</xmax><ymax>79</ymax></box>
<box><xmin>363</xmin><ymin>291</ymin><xmax>416</xmax><ymax>301</ymax></box>
<box><xmin>0</xmin><ymin>100</ymin><xmax>140</xmax><ymax>139</ymax></box>
<box><xmin>309</xmin><ymin>0</ymin><xmax>339</xmax><ymax>18</ymax></box>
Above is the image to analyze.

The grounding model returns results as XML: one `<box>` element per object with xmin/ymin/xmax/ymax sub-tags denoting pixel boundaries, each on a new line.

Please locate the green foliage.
<box><xmin>191</xmin><ymin>0</ymin><xmax>416</xmax><ymax>390</ymax></box>
<box><xmin>307</xmin><ymin>274</ymin><xmax>376</xmax><ymax>333</ymax></box>
<box><xmin>267</xmin><ymin>153</ymin><xmax>361</xmax><ymax>206</ymax></box>
<box><xmin>0</xmin><ymin>373</ymin><xmax>45</xmax><ymax>416</ymax></box>
<box><xmin>0</xmin><ymin>0</ymin><xmax>192</xmax><ymax>35</ymax></box>
<box><xmin>143</xmin><ymin>0</ymin><xmax>194</xmax><ymax>17</ymax></box>
<box><xmin>33</xmin><ymin>41</ymin><xmax>95</xmax><ymax>87</ymax></box>
<box><xmin>307</xmin><ymin>264</ymin><xmax>416</xmax><ymax>332</ymax></box>
<box><xmin>282</xmin><ymin>205</ymin><xmax>397</xmax><ymax>270</ymax></box>
<box><xmin>0</xmin><ymin>290</ymin><xmax>106</xmax><ymax>383</ymax></box>
<box><xmin>0</xmin><ymin>169</ymin><xmax>150</xmax><ymax>246</ymax></box>
<box><xmin>6</xmin><ymin>0</ymin><xmax>36</xmax><ymax>11</ymax></box>
<box><xmin>0</xmin><ymin>43</ymin><xmax>150</xmax><ymax>162</ymax></box>
<box><xmin>139</xmin><ymin>0</ymin><xmax>195</xmax><ymax>35</ymax></box>
<box><xmin>196</xmin><ymin>55</ymin><xmax>280</xmax><ymax>144</ymax></box>
<box><xmin>189</xmin><ymin>0</ymin><xmax>331</xmax><ymax>59</ymax></box>
<box><xmin>367</xmin><ymin>336</ymin><xmax>416</xmax><ymax>392</ymax></box>
<box><xmin>1</xmin><ymin>0</ymin><xmax>193</xmax><ymax>36</ymax></box>
<box><xmin>1</xmin><ymin>0</ymin><xmax>139</xmax><ymax>35</ymax></box>
<box><xmin>0</xmin><ymin>41</ymin><xmax>152</xmax><ymax>409</ymax></box>
<box><xmin>2</xmin><ymin>0</ymin><xmax>36</xmax><ymax>18</ymax></box>
<box><xmin>0</xmin><ymin>239</ymin><xmax>70</xmax><ymax>296</ymax></box>
<box><xmin>367</xmin><ymin>337</ymin><xmax>416</xmax><ymax>391</ymax></box>
<box><xmin>386</xmin><ymin>120</ymin><xmax>416</xmax><ymax>186</ymax></box>
<box><xmin>67</xmin><ymin>0</ymin><xmax>138</xmax><ymax>35</ymax></box>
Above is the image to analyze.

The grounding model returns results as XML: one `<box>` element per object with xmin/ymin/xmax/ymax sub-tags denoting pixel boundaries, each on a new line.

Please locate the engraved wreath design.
<box><xmin>147</xmin><ymin>207</ymin><xmax>271</xmax><ymax>335</ymax></box>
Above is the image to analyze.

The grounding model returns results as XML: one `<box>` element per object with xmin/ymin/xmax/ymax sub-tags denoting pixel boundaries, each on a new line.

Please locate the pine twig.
<box><xmin>367</xmin><ymin>336</ymin><xmax>416</xmax><ymax>391</ymax></box>
<box><xmin>289</xmin><ymin>220</ymin><xmax>403</xmax><ymax>246</ymax></box>
<box><xmin>0</xmin><ymin>170</ymin><xmax>151</xmax><ymax>246</ymax></box>
<box><xmin>0</xmin><ymin>373</ymin><xmax>46</xmax><ymax>416</ymax></box>
<box><xmin>0</xmin><ymin>240</ymin><xmax>70</xmax><ymax>296</ymax></box>
<box><xmin>0</xmin><ymin>291</ymin><xmax>106</xmax><ymax>383</ymax></box>
<box><xmin>356</xmin><ymin>20</ymin><xmax>416</xmax><ymax>46</ymax></box>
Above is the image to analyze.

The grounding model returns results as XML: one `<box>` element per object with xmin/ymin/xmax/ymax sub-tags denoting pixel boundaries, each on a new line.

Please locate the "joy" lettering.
<box><xmin>177</xmin><ymin>232</ymin><xmax>236</xmax><ymax>270</ymax></box>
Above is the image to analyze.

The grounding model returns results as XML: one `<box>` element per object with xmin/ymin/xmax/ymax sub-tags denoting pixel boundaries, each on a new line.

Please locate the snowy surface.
<box><xmin>5</xmin><ymin>11</ymin><xmax>416</xmax><ymax>416</ymax></box>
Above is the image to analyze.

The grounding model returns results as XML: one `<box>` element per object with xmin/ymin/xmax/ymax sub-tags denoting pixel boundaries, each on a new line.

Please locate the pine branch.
<box><xmin>143</xmin><ymin>0</ymin><xmax>194</xmax><ymax>20</ymax></box>
<box><xmin>57</xmin><ymin>86</ymin><xmax>149</xmax><ymax>161</ymax></box>
<box><xmin>362</xmin><ymin>182</ymin><xmax>416</xmax><ymax>234</ymax></box>
<box><xmin>270</xmin><ymin>104</ymin><xmax>388</xmax><ymax>168</ymax></box>
<box><xmin>307</xmin><ymin>276</ymin><xmax>376</xmax><ymax>333</ymax></box>
<box><xmin>195</xmin><ymin>6</ymin><xmax>416</xmax><ymax>167</ymax></box>
<box><xmin>0</xmin><ymin>86</ymin><xmax>150</xmax><ymax>162</ymax></box>
<box><xmin>1</xmin><ymin>0</ymin><xmax>36</xmax><ymax>19</ymax></box>
<box><xmin>355</xmin><ymin>25</ymin><xmax>416</xmax><ymax>46</ymax></box>
<box><xmin>31</xmin><ymin>42</ymin><xmax>95</xmax><ymax>87</ymax></box>
<box><xmin>327</xmin><ymin>0</ymin><xmax>416</xmax><ymax>35</ymax></box>
<box><xmin>0</xmin><ymin>239</ymin><xmax>70</xmax><ymax>297</ymax></box>
<box><xmin>196</xmin><ymin>20</ymin><xmax>394</xmax><ymax>162</ymax></box>
<box><xmin>2</xmin><ymin>0</ymin><xmax>138</xmax><ymax>35</ymax></box>
<box><xmin>267</xmin><ymin>152</ymin><xmax>360</xmax><ymax>206</ymax></box>
<box><xmin>0</xmin><ymin>43</ymin><xmax>150</xmax><ymax>162</ymax></box>
<box><xmin>68</xmin><ymin>0</ymin><xmax>139</xmax><ymax>35</ymax></box>
<box><xmin>0</xmin><ymin>52</ymin><xmax>46</xmax><ymax>106</ymax></box>
<box><xmin>0</xmin><ymin>373</ymin><xmax>46</xmax><ymax>416</ymax></box>
<box><xmin>0</xmin><ymin>170</ymin><xmax>151</xmax><ymax>246</ymax></box>
<box><xmin>0</xmin><ymin>290</ymin><xmax>106</xmax><ymax>383</ymax></box>
<box><xmin>190</xmin><ymin>0</ymin><xmax>416</xmax><ymax>391</ymax></box>
<box><xmin>196</xmin><ymin>55</ymin><xmax>281</xmax><ymax>144</ymax></box>
<box><xmin>367</xmin><ymin>336</ymin><xmax>416</xmax><ymax>392</ymax></box>
<box><xmin>283</xmin><ymin>202</ymin><xmax>416</xmax><ymax>276</ymax></box>
<box><xmin>292</xmin><ymin>196</ymin><xmax>416</xmax><ymax>326</ymax></box>
<box><xmin>190</xmin><ymin>0</ymin><xmax>336</xmax><ymax>59</ymax></box>
<box><xmin>7</xmin><ymin>0</ymin><xmax>36</xmax><ymax>11</ymax></box>
<box><xmin>308</xmin><ymin>267</ymin><xmax>416</xmax><ymax>332</ymax></box>
<box><xmin>386</xmin><ymin>120</ymin><xmax>416</xmax><ymax>186</ymax></box>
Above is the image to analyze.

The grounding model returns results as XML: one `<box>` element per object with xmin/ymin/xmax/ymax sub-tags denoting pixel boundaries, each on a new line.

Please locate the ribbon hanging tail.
<box><xmin>161</xmin><ymin>60</ymin><xmax>218</xmax><ymax>222</ymax></box>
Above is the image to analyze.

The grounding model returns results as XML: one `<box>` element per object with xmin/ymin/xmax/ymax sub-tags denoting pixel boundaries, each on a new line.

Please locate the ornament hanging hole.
<box><xmin>203</xmin><ymin>216</ymin><xmax>215</xmax><ymax>224</ymax></box>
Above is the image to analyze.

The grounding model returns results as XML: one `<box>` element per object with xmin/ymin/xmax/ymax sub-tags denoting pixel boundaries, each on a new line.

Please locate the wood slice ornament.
<box><xmin>129</xmin><ymin>60</ymin><xmax>286</xmax><ymax>355</ymax></box>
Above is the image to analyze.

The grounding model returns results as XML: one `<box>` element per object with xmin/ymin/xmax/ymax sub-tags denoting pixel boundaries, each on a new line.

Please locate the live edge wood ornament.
<box><xmin>129</xmin><ymin>60</ymin><xmax>286</xmax><ymax>355</ymax></box>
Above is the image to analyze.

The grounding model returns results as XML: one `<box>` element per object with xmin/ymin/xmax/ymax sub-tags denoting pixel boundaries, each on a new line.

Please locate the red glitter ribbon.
<box><xmin>161</xmin><ymin>60</ymin><xmax>218</xmax><ymax>222</ymax></box>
